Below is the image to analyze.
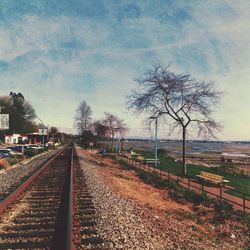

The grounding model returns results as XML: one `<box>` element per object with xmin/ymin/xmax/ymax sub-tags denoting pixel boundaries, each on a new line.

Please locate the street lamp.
<box><xmin>149</xmin><ymin>111</ymin><xmax>168</xmax><ymax>169</ymax></box>
<box><xmin>150</xmin><ymin>116</ymin><xmax>158</xmax><ymax>169</ymax></box>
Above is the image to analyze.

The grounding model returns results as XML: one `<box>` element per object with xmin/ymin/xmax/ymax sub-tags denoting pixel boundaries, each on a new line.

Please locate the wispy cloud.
<box><xmin>0</xmin><ymin>1</ymin><xmax>250</xmax><ymax>139</ymax></box>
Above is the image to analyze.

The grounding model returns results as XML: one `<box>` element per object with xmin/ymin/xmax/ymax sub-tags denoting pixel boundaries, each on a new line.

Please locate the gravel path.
<box><xmin>0</xmin><ymin>147</ymin><xmax>61</xmax><ymax>200</ymax></box>
<box><xmin>76</xmin><ymin>148</ymin><xmax>238</xmax><ymax>250</ymax></box>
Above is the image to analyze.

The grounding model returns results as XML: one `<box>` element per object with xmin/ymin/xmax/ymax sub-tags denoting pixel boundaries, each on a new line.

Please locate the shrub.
<box><xmin>165</xmin><ymin>179</ymin><xmax>178</xmax><ymax>189</ymax></box>
<box><xmin>233</xmin><ymin>210</ymin><xmax>250</xmax><ymax>229</ymax></box>
<box><xmin>157</xmin><ymin>148</ymin><xmax>167</xmax><ymax>156</ymax></box>
<box><xmin>174</xmin><ymin>209</ymin><xmax>204</xmax><ymax>224</ymax></box>
<box><xmin>7</xmin><ymin>157</ymin><xmax>18</xmax><ymax>165</ymax></box>
<box><xmin>7</xmin><ymin>155</ymin><xmax>25</xmax><ymax>166</ymax></box>
<box><xmin>168</xmin><ymin>184</ymin><xmax>186</xmax><ymax>202</ymax></box>
<box><xmin>37</xmin><ymin>148</ymin><xmax>46</xmax><ymax>154</ymax></box>
<box><xmin>118</xmin><ymin>159</ymin><xmax>135</xmax><ymax>170</ymax></box>
<box><xmin>137</xmin><ymin>170</ymin><xmax>167</xmax><ymax>188</ymax></box>
<box><xmin>14</xmin><ymin>154</ymin><xmax>25</xmax><ymax>161</ymax></box>
<box><xmin>0</xmin><ymin>158</ymin><xmax>9</xmax><ymax>169</ymax></box>
<box><xmin>212</xmin><ymin>199</ymin><xmax>233</xmax><ymax>222</ymax></box>
<box><xmin>182</xmin><ymin>190</ymin><xmax>211</xmax><ymax>205</ymax></box>
<box><xmin>24</xmin><ymin>148</ymin><xmax>37</xmax><ymax>157</ymax></box>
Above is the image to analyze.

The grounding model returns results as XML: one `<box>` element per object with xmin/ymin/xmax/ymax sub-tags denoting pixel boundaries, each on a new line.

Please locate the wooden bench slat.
<box><xmin>197</xmin><ymin>171</ymin><xmax>229</xmax><ymax>184</ymax></box>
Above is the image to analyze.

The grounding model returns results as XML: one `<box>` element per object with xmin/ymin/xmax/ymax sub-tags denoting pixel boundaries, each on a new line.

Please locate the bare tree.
<box><xmin>128</xmin><ymin>62</ymin><xmax>222</xmax><ymax>175</ymax></box>
<box><xmin>103</xmin><ymin>112</ymin><xmax>128</xmax><ymax>152</ymax></box>
<box><xmin>74</xmin><ymin>101</ymin><xmax>92</xmax><ymax>145</ymax></box>
<box><xmin>92</xmin><ymin>120</ymin><xmax>109</xmax><ymax>140</ymax></box>
<box><xmin>49</xmin><ymin>126</ymin><xmax>59</xmax><ymax>141</ymax></box>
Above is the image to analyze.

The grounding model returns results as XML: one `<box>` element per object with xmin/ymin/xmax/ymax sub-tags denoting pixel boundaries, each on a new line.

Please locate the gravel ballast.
<box><xmin>76</xmin><ymin>148</ymin><xmax>239</xmax><ymax>250</ymax></box>
<box><xmin>0</xmin><ymin>148</ymin><xmax>61</xmax><ymax>201</ymax></box>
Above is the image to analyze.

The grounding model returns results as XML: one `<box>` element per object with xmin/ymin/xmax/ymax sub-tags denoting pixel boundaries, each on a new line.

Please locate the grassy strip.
<box><xmin>116</xmin><ymin>157</ymin><xmax>250</xmax><ymax>228</ymax></box>
<box><xmin>135</xmin><ymin>150</ymin><xmax>250</xmax><ymax>198</ymax></box>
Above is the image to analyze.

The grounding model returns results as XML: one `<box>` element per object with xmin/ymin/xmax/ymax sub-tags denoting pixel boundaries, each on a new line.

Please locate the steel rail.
<box><xmin>0</xmin><ymin>146</ymin><xmax>66</xmax><ymax>214</ymax></box>
<box><xmin>66</xmin><ymin>146</ymin><xmax>75</xmax><ymax>250</ymax></box>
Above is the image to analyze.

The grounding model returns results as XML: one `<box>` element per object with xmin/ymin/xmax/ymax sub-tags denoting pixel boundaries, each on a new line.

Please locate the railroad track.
<box><xmin>0</xmin><ymin>145</ymin><xmax>106</xmax><ymax>250</ymax></box>
<box><xmin>0</xmin><ymin>149</ymin><xmax>61</xmax><ymax>203</ymax></box>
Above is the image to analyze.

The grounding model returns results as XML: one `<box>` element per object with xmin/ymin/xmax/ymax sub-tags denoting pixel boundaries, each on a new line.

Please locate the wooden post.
<box><xmin>243</xmin><ymin>193</ymin><xmax>246</xmax><ymax>211</ymax></box>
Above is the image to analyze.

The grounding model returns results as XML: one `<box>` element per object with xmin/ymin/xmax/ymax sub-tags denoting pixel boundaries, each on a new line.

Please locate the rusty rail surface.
<box><xmin>0</xmin><ymin>146</ymin><xmax>66</xmax><ymax>214</ymax></box>
<box><xmin>0</xmin><ymin>145</ymin><xmax>74</xmax><ymax>249</ymax></box>
<box><xmin>0</xmin><ymin>145</ymin><xmax>106</xmax><ymax>249</ymax></box>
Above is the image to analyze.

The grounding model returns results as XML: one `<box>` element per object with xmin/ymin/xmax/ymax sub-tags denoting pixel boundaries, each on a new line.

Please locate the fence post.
<box><xmin>243</xmin><ymin>193</ymin><xmax>246</xmax><ymax>211</ymax></box>
<box><xmin>219</xmin><ymin>185</ymin><xmax>222</xmax><ymax>199</ymax></box>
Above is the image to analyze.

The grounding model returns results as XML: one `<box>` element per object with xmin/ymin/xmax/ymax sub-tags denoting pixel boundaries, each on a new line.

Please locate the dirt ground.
<box><xmin>82</xmin><ymin>150</ymin><xmax>191</xmax><ymax>211</ymax></box>
<box><xmin>80</xmin><ymin>149</ymin><xmax>250</xmax><ymax>249</ymax></box>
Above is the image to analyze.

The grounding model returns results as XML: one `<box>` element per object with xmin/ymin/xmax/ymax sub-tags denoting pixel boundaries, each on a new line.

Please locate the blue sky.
<box><xmin>0</xmin><ymin>0</ymin><xmax>250</xmax><ymax>140</ymax></box>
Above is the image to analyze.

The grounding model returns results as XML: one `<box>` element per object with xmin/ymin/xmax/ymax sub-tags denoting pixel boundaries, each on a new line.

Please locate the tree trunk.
<box><xmin>81</xmin><ymin>128</ymin><xmax>84</xmax><ymax>146</ymax></box>
<box><xmin>111</xmin><ymin>135</ymin><xmax>114</xmax><ymax>152</ymax></box>
<box><xmin>182</xmin><ymin>127</ymin><xmax>187</xmax><ymax>175</ymax></box>
<box><xmin>121</xmin><ymin>137</ymin><xmax>124</xmax><ymax>153</ymax></box>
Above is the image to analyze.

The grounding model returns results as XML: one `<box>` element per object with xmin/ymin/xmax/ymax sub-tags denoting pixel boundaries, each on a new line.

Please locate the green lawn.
<box><xmin>134</xmin><ymin>150</ymin><xmax>250</xmax><ymax>199</ymax></box>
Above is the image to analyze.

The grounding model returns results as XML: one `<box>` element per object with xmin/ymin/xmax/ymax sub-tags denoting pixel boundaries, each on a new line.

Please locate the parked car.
<box><xmin>0</xmin><ymin>149</ymin><xmax>13</xmax><ymax>158</ymax></box>
<box><xmin>27</xmin><ymin>144</ymin><xmax>44</xmax><ymax>150</ymax></box>
<box><xmin>7</xmin><ymin>146</ymin><xmax>25</xmax><ymax>153</ymax></box>
<box><xmin>0</xmin><ymin>152</ymin><xmax>7</xmax><ymax>158</ymax></box>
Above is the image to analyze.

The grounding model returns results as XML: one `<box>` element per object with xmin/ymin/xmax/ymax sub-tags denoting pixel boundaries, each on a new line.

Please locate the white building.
<box><xmin>5</xmin><ymin>134</ymin><xmax>28</xmax><ymax>144</ymax></box>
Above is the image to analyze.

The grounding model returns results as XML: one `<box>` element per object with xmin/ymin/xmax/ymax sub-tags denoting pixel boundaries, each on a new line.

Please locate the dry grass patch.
<box><xmin>81</xmin><ymin>149</ymin><xmax>190</xmax><ymax>212</ymax></box>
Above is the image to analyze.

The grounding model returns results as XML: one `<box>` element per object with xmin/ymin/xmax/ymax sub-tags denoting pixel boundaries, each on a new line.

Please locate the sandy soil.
<box><xmin>80</xmin><ymin>149</ymin><xmax>250</xmax><ymax>249</ymax></box>
<box><xmin>82</xmin><ymin>150</ymin><xmax>213</xmax><ymax>229</ymax></box>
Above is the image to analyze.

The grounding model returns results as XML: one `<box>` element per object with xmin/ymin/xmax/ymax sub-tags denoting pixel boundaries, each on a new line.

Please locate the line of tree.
<box><xmin>74</xmin><ymin>101</ymin><xmax>128</xmax><ymax>151</ymax></box>
<box><xmin>127</xmin><ymin>62</ymin><xmax>222</xmax><ymax>175</ymax></box>
<box><xmin>0</xmin><ymin>92</ymin><xmax>68</xmax><ymax>145</ymax></box>
<box><xmin>0</xmin><ymin>92</ymin><xmax>37</xmax><ymax>135</ymax></box>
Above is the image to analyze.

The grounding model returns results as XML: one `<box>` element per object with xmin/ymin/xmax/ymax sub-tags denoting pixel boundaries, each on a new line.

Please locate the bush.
<box><xmin>233</xmin><ymin>210</ymin><xmax>250</xmax><ymax>229</ymax></box>
<box><xmin>137</xmin><ymin>170</ymin><xmax>168</xmax><ymax>188</ymax></box>
<box><xmin>212</xmin><ymin>199</ymin><xmax>233</xmax><ymax>222</ymax></box>
<box><xmin>0</xmin><ymin>158</ymin><xmax>9</xmax><ymax>169</ymax></box>
<box><xmin>157</xmin><ymin>148</ymin><xmax>167</xmax><ymax>156</ymax></box>
<box><xmin>165</xmin><ymin>179</ymin><xmax>178</xmax><ymax>189</ymax></box>
<box><xmin>24</xmin><ymin>148</ymin><xmax>38</xmax><ymax>157</ymax></box>
<box><xmin>7</xmin><ymin>155</ymin><xmax>25</xmax><ymax>166</ymax></box>
<box><xmin>183</xmin><ymin>190</ymin><xmax>211</xmax><ymax>205</ymax></box>
<box><xmin>7</xmin><ymin>157</ymin><xmax>18</xmax><ymax>165</ymax></box>
<box><xmin>118</xmin><ymin>159</ymin><xmax>135</xmax><ymax>170</ymax></box>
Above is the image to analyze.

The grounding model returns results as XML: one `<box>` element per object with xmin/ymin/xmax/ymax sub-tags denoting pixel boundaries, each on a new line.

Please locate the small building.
<box><xmin>27</xmin><ymin>124</ymin><xmax>48</xmax><ymax>145</ymax></box>
<box><xmin>5</xmin><ymin>134</ymin><xmax>28</xmax><ymax>144</ymax></box>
